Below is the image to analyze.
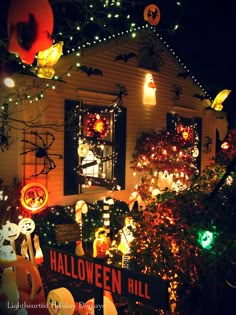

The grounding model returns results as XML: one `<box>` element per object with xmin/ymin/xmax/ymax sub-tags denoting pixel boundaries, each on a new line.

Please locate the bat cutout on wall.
<box><xmin>77</xmin><ymin>65</ymin><xmax>103</xmax><ymax>76</ymax></box>
<box><xmin>177</xmin><ymin>71</ymin><xmax>191</xmax><ymax>79</ymax></box>
<box><xmin>115</xmin><ymin>52</ymin><xmax>137</xmax><ymax>62</ymax></box>
<box><xmin>193</xmin><ymin>94</ymin><xmax>210</xmax><ymax>101</ymax></box>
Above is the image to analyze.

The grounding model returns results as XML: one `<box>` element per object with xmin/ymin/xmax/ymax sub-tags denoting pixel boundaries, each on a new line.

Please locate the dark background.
<box><xmin>0</xmin><ymin>0</ymin><xmax>235</xmax><ymax>125</ymax></box>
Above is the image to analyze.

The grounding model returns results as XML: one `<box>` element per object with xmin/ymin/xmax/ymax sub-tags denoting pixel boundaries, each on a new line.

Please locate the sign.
<box><xmin>55</xmin><ymin>224</ymin><xmax>82</xmax><ymax>243</ymax></box>
<box><xmin>44</xmin><ymin>248</ymin><xmax>169</xmax><ymax>310</ymax></box>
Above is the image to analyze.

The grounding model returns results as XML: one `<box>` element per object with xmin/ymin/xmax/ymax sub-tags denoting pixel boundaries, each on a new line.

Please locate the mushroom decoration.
<box><xmin>7</xmin><ymin>0</ymin><xmax>54</xmax><ymax>65</ymax></box>
<box><xmin>144</xmin><ymin>4</ymin><xmax>161</xmax><ymax>26</ymax></box>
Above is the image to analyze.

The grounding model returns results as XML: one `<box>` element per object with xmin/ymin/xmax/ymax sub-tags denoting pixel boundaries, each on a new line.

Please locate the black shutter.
<box><xmin>64</xmin><ymin>100</ymin><xmax>79</xmax><ymax>195</ymax></box>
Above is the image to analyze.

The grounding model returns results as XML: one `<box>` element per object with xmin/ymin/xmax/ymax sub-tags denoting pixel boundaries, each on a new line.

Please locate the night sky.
<box><xmin>0</xmin><ymin>0</ymin><xmax>235</xmax><ymax>124</ymax></box>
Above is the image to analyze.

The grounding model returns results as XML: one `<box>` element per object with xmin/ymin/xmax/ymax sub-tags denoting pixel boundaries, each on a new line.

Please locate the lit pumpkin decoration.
<box><xmin>144</xmin><ymin>4</ymin><xmax>161</xmax><ymax>26</ymax></box>
<box><xmin>34</xmin><ymin>41</ymin><xmax>63</xmax><ymax>79</ymax></box>
<box><xmin>7</xmin><ymin>0</ymin><xmax>54</xmax><ymax>65</ymax></box>
<box><xmin>221</xmin><ymin>140</ymin><xmax>231</xmax><ymax>150</ymax></box>
<box><xmin>20</xmin><ymin>183</ymin><xmax>48</xmax><ymax>214</ymax></box>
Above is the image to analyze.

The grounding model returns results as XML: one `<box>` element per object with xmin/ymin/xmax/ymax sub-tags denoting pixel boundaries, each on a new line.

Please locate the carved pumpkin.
<box><xmin>7</xmin><ymin>0</ymin><xmax>54</xmax><ymax>65</ymax></box>
<box><xmin>144</xmin><ymin>4</ymin><xmax>161</xmax><ymax>26</ymax></box>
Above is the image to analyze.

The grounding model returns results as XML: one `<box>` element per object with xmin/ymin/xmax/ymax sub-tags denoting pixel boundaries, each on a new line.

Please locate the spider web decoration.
<box><xmin>20</xmin><ymin>131</ymin><xmax>63</xmax><ymax>177</ymax></box>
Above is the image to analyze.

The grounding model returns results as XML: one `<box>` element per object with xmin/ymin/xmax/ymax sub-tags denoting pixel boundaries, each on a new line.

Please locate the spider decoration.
<box><xmin>20</xmin><ymin>131</ymin><xmax>63</xmax><ymax>176</ymax></box>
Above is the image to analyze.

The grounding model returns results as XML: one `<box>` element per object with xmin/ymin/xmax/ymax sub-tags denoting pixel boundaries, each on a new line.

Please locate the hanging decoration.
<box><xmin>211</xmin><ymin>89</ymin><xmax>231</xmax><ymax>111</ymax></box>
<box><xmin>143</xmin><ymin>4</ymin><xmax>161</xmax><ymax>26</ymax></box>
<box><xmin>143</xmin><ymin>73</ymin><xmax>156</xmax><ymax>105</ymax></box>
<box><xmin>34</xmin><ymin>41</ymin><xmax>63</xmax><ymax>79</ymax></box>
<box><xmin>85</xmin><ymin>114</ymin><xmax>109</xmax><ymax>139</ymax></box>
<box><xmin>20</xmin><ymin>182</ymin><xmax>48</xmax><ymax>213</ymax></box>
<box><xmin>7</xmin><ymin>0</ymin><xmax>54</xmax><ymax>65</ymax></box>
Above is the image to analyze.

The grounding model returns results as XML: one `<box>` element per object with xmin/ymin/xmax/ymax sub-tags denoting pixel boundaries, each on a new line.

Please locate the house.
<box><xmin>0</xmin><ymin>27</ymin><xmax>228</xmax><ymax>209</ymax></box>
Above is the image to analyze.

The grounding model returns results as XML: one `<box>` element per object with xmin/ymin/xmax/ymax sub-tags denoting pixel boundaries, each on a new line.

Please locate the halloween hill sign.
<box><xmin>44</xmin><ymin>248</ymin><xmax>169</xmax><ymax>311</ymax></box>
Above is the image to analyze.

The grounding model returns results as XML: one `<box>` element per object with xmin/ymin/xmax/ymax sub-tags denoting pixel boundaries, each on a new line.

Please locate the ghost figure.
<box><xmin>82</xmin><ymin>150</ymin><xmax>99</xmax><ymax>177</ymax></box>
<box><xmin>143</xmin><ymin>73</ymin><xmax>156</xmax><ymax>105</ymax></box>
<box><xmin>18</xmin><ymin>218</ymin><xmax>35</xmax><ymax>235</ymax></box>
<box><xmin>0</xmin><ymin>229</ymin><xmax>4</xmax><ymax>247</ymax></box>
<box><xmin>2</xmin><ymin>221</ymin><xmax>20</xmax><ymax>242</ymax></box>
<box><xmin>158</xmin><ymin>171</ymin><xmax>173</xmax><ymax>191</ymax></box>
<box><xmin>171</xmin><ymin>179</ymin><xmax>187</xmax><ymax>193</ymax></box>
<box><xmin>0</xmin><ymin>245</ymin><xmax>17</xmax><ymax>261</ymax></box>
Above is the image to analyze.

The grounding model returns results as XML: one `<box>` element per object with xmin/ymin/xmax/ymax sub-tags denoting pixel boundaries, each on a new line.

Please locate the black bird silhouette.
<box><xmin>115</xmin><ymin>52</ymin><xmax>136</xmax><ymax>62</ymax></box>
<box><xmin>193</xmin><ymin>94</ymin><xmax>210</xmax><ymax>101</ymax></box>
<box><xmin>77</xmin><ymin>65</ymin><xmax>103</xmax><ymax>76</ymax></box>
<box><xmin>177</xmin><ymin>71</ymin><xmax>191</xmax><ymax>79</ymax></box>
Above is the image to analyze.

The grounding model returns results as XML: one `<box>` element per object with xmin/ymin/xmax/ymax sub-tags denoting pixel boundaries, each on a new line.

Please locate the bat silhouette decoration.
<box><xmin>77</xmin><ymin>65</ymin><xmax>103</xmax><ymax>76</ymax></box>
<box><xmin>177</xmin><ymin>71</ymin><xmax>191</xmax><ymax>79</ymax></box>
<box><xmin>115</xmin><ymin>52</ymin><xmax>137</xmax><ymax>62</ymax></box>
<box><xmin>211</xmin><ymin>89</ymin><xmax>231</xmax><ymax>111</ymax></box>
<box><xmin>193</xmin><ymin>94</ymin><xmax>210</xmax><ymax>101</ymax></box>
<box><xmin>148</xmin><ymin>8</ymin><xmax>159</xmax><ymax>21</ymax></box>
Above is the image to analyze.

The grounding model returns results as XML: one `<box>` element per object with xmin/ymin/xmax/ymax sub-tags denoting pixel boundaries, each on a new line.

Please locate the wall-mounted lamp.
<box><xmin>143</xmin><ymin>73</ymin><xmax>156</xmax><ymax>105</ymax></box>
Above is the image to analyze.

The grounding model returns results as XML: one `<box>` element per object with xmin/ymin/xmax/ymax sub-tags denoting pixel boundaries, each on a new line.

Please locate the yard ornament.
<box><xmin>47</xmin><ymin>287</ymin><xmax>75</xmax><ymax>315</ymax></box>
<box><xmin>143</xmin><ymin>73</ymin><xmax>156</xmax><ymax>105</ymax></box>
<box><xmin>93</xmin><ymin>227</ymin><xmax>111</xmax><ymax>259</ymax></box>
<box><xmin>211</xmin><ymin>89</ymin><xmax>231</xmax><ymax>111</ymax></box>
<box><xmin>2</xmin><ymin>221</ymin><xmax>20</xmax><ymax>251</ymax></box>
<box><xmin>7</xmin><ymin>0</ymin><xmax>54</xmax><ymax>64</ymax></box>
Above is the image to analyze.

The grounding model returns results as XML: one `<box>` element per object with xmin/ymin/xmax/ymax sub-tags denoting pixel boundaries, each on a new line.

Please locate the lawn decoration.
<box><xmin>33</xmin><ymin>234</ymin><xmax>44</xmax><ymax>265</ymax></box>
<box><xmin>18</xmin><ymin>218</ymin><xmax>36</xmax><ymax>263</ymax></box>
<box><xmin>7</xmin><ymin>0</ymin><xmax>54</xmax><ymax>64</ymax></box>
<box><xmin>21</xmin><ymin>131</ymin><xmax>63</xmax><ymax>177</ymax></box>
<box><xmin>75</xmin><ymin>200</ymin><xmax>88</xmax><ymax>256</ymax></box>
<box><xmin>143</xmin><ymin>73</ymin><xmax>156</xmax><ymax>105</ymax></box>
<box><xmin>2</xmin><ymin>220</ymin><xmax>20</xmax><ymax>251</ymax></box>
<box><xmin>20</xmin><ymin>182</ymin><xmax>48</xmax><ymax>213</ymax></box>
<box><xmin>47</xmin><ymin>287</ymin><xmax>75</xmax><ymax>315</ymax></box>
<box><xmin>93</xmin><ymin>227</ymin><xmax>111</xmax><ymax>259</ymax></box>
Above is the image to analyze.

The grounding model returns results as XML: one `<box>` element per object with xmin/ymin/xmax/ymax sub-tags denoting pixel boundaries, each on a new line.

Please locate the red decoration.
<box><xmin>85</xmin><ymin>114</ymin><xmax>109</xmax><ymax>139</ymax></box>
<box><xmin>7</xmin><ymin>0</ymin><xmax>54</xmax><ymax>65</ymax></box>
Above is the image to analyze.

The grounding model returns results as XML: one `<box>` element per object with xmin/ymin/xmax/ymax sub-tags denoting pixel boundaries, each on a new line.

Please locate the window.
<box><xmin>64</xmin><ymin>100</ymin><xmax>126</xmax><ymax>195</ymax></box>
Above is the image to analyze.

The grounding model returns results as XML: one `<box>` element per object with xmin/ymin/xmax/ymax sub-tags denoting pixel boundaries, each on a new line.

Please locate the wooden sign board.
<box><xmin>55</xmin><ymin>223</ymin><xmax>81</xmax><ymax>243</ymax></box>
<box><xmin>44</xmin><ymin>247</ymin><xmax>169</xmax><ymax>310</ymax></box>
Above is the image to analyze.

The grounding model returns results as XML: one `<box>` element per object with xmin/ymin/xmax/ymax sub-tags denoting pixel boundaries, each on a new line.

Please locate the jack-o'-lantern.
<box><xmin>144</xmin><ymin>4</ymin><xmax>161</xmax><ymax>26</ymax></box>
<box><xmin>7</xmin><ymin>0</ymin><xmax>54</xmax><ymax>64</ymax></box>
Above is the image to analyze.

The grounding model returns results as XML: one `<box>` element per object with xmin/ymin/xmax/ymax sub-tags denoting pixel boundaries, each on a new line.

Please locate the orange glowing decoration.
<box><xmin>221</xmin><ymin>140</ymin><xmax>231</xmax><ymax>150</ymax></box>
<box><xmin>211</xmin><ymin>89</ymin><xmax>231</xmax><ymax>111</ymax></box>
<box><xmin>7</xmin><ymin>0</ymin><xmax>54</xmax><ymax>65</ymax></box>
<box><xmin>143</xmin><ymin>73</ymin><xmax>156</xmax><ymax>105</ymax></box>
<box><xmin>35</xmin><ymin>41</ymin><xmax>63</xmax><ymax>79</ymax></box>
<box><xmin>144</xmin><ymin>4</ymin><xmax>161</xmax><ymax>26</ymax></box>
<box><xmin>20</xmin><ymin>183</ymin><xmax>48</xmax><ymax>213</ymax></box>
<box><xmin>94</xmin><ymin>117</ymin><xmax>105</xmax><ymax>133</ymax></box>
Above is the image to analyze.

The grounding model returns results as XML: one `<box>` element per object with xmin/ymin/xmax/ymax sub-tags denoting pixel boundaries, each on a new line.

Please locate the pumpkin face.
<box><xmin>144</xmin><ymin>4</ymin><xmax>161</xmax><ymax>26</ymax></box>
<box><xmin>7</xmin><ymin>0</ymin><xmax>54</xmax><ymax>64</ymax></box>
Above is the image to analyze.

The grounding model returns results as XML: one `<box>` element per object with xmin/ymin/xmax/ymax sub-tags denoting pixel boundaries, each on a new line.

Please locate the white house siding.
<box><xmin>0</xmin><ymin>30</ymin><xmax>221</xmax><ymax>206</ymax></box>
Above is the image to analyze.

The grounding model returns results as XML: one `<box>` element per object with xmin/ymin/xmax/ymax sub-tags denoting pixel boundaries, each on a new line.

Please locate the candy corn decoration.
<box><xmin>33</xmin><ymin>234</ymin><xmax>44</xmax><ymax>265</ymax></box>
<box><xmin>75</xmin><ymin>200</ymin><xmax>88</xmax><ymax>256</ymax></box>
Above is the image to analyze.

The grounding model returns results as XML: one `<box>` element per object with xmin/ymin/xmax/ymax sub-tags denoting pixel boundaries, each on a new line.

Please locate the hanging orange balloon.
<box><xmin>7</xmin><ymin>0</ymin><xmax>54</xmax><ymax>65</ymax></box>
<box><xmin>144</xmin><ymin>4</ymin><xmax>161</xmax><ymax>26</ymax></box>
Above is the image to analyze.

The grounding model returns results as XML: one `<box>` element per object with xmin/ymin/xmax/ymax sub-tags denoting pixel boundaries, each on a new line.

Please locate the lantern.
<box><xmin>211</xmin><ymin>89</ymin><xmax>231</xmax><ymax>111</ymax></box>
<box><xmin>144</xmin><ymin>4</ymin><xmax>161</xmax><ymax>26</ymax></box>
<box><xmin>7</xmin><ymin>0</ymin><xmax>54</xmax><ymax>64</ymax></box>
<box><xmin>35</xmin><ymin>41</ymin><xmax>63</xmax><ymax>79</ymax></box>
